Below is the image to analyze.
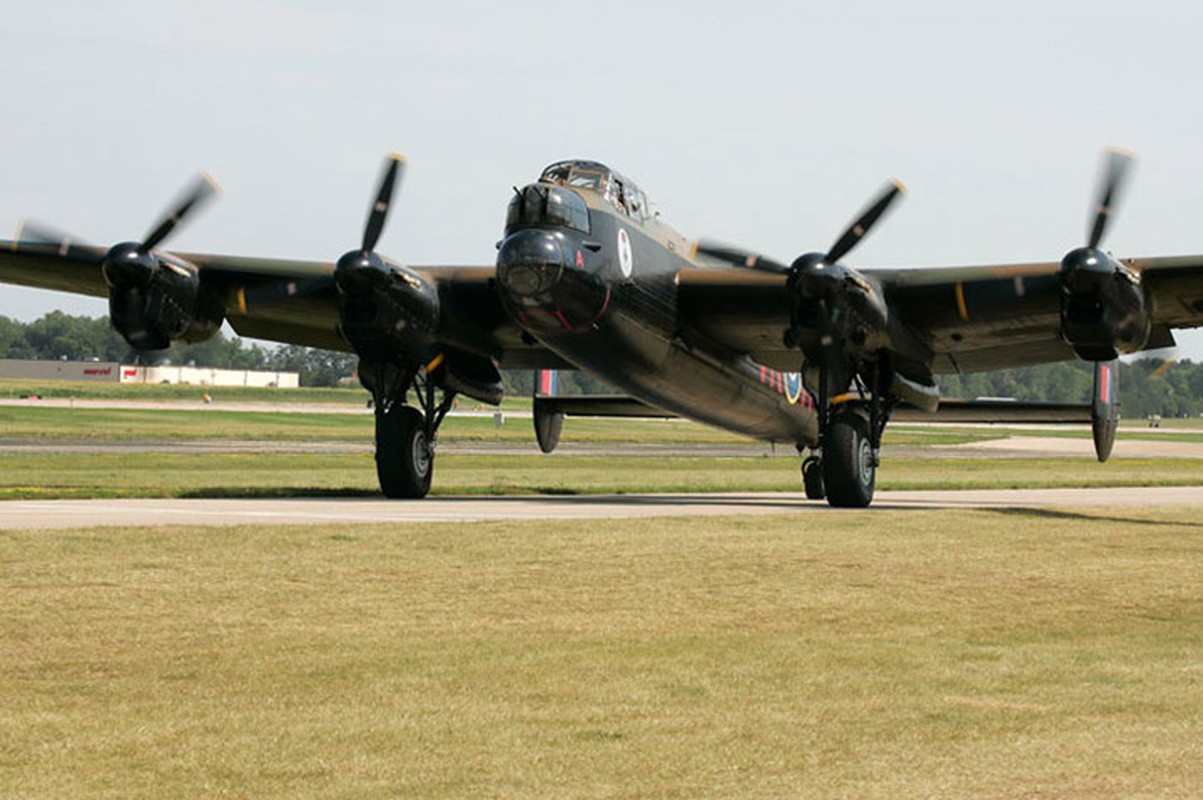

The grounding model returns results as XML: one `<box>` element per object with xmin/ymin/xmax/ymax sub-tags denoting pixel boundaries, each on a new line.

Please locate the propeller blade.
<box><xmin>1087</xmin><ymin>148</ymin><xmax>1135</xmax><ymax>249</ymax></box>
<box><xmin>14</xmin><ymin>218</ymin><xmax>101</xmax><ymax>260</ymax></box>
<box><xmin>825</xmin><ymin>179</ymin><xmax>906</xmax><ymax>264</ymax></box>
<box><xmin>16</xmin><ymin>218</ymin><xmax>82</xmax><ymax>246</ymax></box>
<box><xmin>141</xmin><ymin>172</ymin><xmax>222</xmax><ymax>252</ymax></box>
<box><xmin>692</xmin><ymin>240</ymin><xmax>790</xmax><ymax>273</ymax></box>
<box><xmin>361</xmin><ymin>153</ymin><xmax>406</xmax><ymax>254</ymax></box>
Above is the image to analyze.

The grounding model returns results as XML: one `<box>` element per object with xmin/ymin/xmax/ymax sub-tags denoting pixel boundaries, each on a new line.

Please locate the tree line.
<box><xmin>937</xmin><ymin>358</ymin><xmax>1203</xmax><ymax>419</ymax></box>
<box><xmin>0</xmin><ymin>312</ymin><xmax>356</xmax><ymax>387</ymax></box>
<box><xmin>2</xmin><ymin>312</ymin><xmax>1200</xmax><ymax>415</ymax></box>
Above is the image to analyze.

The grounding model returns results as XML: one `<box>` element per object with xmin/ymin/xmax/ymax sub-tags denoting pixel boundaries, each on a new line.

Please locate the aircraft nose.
<box><xmin>496</xmin><ymin>229</ymin><xmax>565</xmax><ymax>297</ymax></box>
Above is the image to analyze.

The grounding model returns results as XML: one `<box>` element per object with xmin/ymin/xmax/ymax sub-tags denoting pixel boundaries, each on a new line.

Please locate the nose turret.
<box><xmin>496</xmin><ymin>228</ymin><xmax>566</xmax><ymax>297</ymax></box>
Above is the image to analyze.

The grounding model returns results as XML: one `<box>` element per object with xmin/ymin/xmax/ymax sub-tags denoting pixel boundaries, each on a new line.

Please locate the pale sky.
<box><xmin>3</xmin><ymin>0</ymin><xmax>1203</xmax><ymax>360</ymax></box>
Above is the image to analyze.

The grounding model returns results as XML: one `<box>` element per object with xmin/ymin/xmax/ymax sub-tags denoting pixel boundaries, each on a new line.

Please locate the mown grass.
<box><xmin>0</xmin><ymin>378</ymin><xmax>530</xmax><ymax>411</ymax></box>
<box><xmin>0</xmin><ymin>405</ymin><xmax>1003</xmax><ymax>446</ymax></box>
<box><xmin>2</xmin><ymin>509</ymin><xmax>1201</xmax><ymax>797</ymax></box>
<box><xmin>6</xmin><ymin>403</ymin><xmax>1203</xmax><ymax>448</ymax></box>
<box><xmin>0</xmin><ymin>451</ymin><xmax>1200</xmax><ymax>500</ymax></box>
<box><xmin>0</xmin><ymin>377</ymin><xmax>366</xmax><ymax>404</ymax></box>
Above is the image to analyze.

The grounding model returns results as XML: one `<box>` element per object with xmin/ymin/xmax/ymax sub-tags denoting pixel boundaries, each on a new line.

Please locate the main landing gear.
<box><xmin>361</xmin><ymin>361</ymin><xmax>456</xmax><ymax>499</ymax></box>
<box><xmin>802</xmin><ymin>408</ymin><xmax>882</xmax><ymax>508</ymax></box>
<box><xmin>820</xmin><ymin>411</ymin><xmax>877</xmax><ymax>507</ymax></box>
<box><xmin>801</xmin><ymin>364</ymin><xmax>892</xmax><ymax>508</ymax></box>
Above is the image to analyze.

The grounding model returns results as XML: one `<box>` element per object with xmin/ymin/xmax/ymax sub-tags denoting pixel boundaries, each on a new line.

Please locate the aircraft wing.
<box><xmin>0</xmin><ymin>240</ymin><xmax>562</xmax><ymax>368</ymax></box>
<box><xmin>675</xmin><ymin>268</ymin><xmax>798</xmax><ymax>370</ymax></box>
<box><xmin>676</xmin><ymin>256</ymin><xmax>1203</xmax><ymax>374</ymax></box>
<box><xmin>0</xmin><ymin>240</ymin><xmax>111</xmax><ymax>298</ymax></box>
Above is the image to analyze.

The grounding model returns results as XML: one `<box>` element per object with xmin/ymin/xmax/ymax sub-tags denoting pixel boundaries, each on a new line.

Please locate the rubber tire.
<box><xmin>802</xmin><ymin>457</ymin><xmax>825</xmax><ymax>500</ymax></box>
<box><xmin>375</xmin><ymin>406</ymin><xmax>433</xmax><ymax>499</ymax></box>
<box><xmin>822</xmin><ymin>413</ymin><xmax>875</xmax><ymax>508</ymax></box>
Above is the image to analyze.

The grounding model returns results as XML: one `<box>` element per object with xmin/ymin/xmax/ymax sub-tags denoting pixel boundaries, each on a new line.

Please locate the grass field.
<box><xmin>0</xmin><ymin>405</ymin><xmax>1010</xmax><ymax>446</ymax></box>
<box><xmin>0</xmin><ymin>378</ymin><xmax>527</xmax><ymax>411</ymax></box>
<box><xmin>1</xmin><ymin>399</ymin><xmax>1201</xmax><ymax>501</ymax></box>
<box><xmin>0</xmin><ymin>378</ymin><xmax>367</xmax><ymax>405</ymax></box>
<box><xmin>3</xmin><ymin>509</ymin><xmax>1201</xmax><ymax>797</ymax></box>
<box><xmin>1</xmin><ymin>451</ymin><xmax>1202</xmax><ymax>500</ymax></box>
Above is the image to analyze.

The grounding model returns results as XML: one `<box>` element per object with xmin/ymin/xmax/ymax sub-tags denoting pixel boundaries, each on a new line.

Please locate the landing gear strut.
<box><xmin>361</xmin><ymin>360</ymin><xmax>456</xmax><ymax>499</ymax></box>
<box><xmin>802</xmin><ymin>358</ymin><xmax>892</xmax><ymax>508</ymax></box>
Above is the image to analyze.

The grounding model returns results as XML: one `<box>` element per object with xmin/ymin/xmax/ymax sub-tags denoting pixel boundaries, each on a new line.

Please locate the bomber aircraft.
<box><xmin>2</xmin><ymin>152</ymin><xmax>1202</xmax><ymax>507</ymax></box>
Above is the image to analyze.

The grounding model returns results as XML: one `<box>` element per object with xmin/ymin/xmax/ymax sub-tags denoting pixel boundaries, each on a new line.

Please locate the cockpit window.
<box><xmin>537</xmin><ymin>160</ymin><xmax>651</xmax><ymax>222</ymax></box>
<box><xmin>540</xmin><ymin>161</ymin><xmax>608</xmax><ymax>194</ymax></box>
<box><xmin>505</xmin><ymin>184</ymin><xmax>590</xmax><ymax>235</ymax></box>
<box><xmin>540</xmin><ymin>162</ymin><xmax>572</xmax><ymax>185</ymax></box>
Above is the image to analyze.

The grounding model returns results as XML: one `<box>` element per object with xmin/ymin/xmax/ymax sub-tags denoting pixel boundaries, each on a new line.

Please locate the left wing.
<box><xmin>681</xmin><ymin>151</ymin><xmax>1203</xmax><ymax>384</ymax></box>
<box><xmin>677</xmin><ymin>256</ymin><xmax>1203</xmax><ymax>377</ymax></box>
<box><xmin>0</xmin><ymin>240</ymin><xmax>561</xmax><ymax>368</ymax></box>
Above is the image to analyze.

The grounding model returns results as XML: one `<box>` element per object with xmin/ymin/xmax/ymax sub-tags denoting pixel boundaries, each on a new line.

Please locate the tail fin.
<box><xmin>533</xmin><ymin>370</ymin><xmax>563</xmax><ymax>452</ymax></box>
<box><xmin>535</xmin><ymin>369</ymin><xmax>559</xmax><ymax>397</ymax></box>
<box><xmin>1091</xmin><ymin>359</ymin><xmax>1119</xmax><ymax>462</ymax></box>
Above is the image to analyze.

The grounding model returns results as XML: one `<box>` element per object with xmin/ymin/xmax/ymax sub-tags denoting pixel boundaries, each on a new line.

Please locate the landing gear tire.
<box><xmin>376</xmin><ymin>405</ymin><xmax>433</xmax><ymax>499</ymax></box>
<box><xmin>802</xmin><ymin>456</ymin><xmax>825</xmax><ymax>501</ymax></box>
<box><xmin>822</xmin><ymin>413</ymin><xmax>875</xmax><ymax>508</ymax></box>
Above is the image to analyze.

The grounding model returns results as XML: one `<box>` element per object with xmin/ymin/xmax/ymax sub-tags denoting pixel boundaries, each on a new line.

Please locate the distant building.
<box><xmin>0</xmin><ymin>359</ymin><xmax>300</xmax><ymax>388</ymax></box>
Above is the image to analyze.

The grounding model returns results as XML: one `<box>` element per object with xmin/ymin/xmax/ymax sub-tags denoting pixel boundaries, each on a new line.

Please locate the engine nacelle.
<box><xmin>334</xmin><ymin>256</ymin><xmax>506</xmax><ymax>404</ymax></box>
<box><xmin>786</xmin><ymin>252</ymin><xmax>890</xmax><ymax>359</ymax></box>
<box><xmin>1059</xmin><ymin>247</ymin><xmax>1150</xmax><ymax>361</ymax></box>
<box><xmin>335</xmin><ymin>253</ymin><xmax>440</xmax><ymax>362</ymax></box>
<box><xmin>104</xmin><ymin>245</ymin><xmax>224</xmax><ymax>351</ymax></box>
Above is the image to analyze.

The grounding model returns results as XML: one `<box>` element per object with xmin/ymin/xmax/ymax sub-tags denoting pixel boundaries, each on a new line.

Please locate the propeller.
<box><xmin>361</xmin><ymin>153</ymin><xmax>405</xmax><ymax>255</ymax></box>
<box><xmin>788</xmin><ymin>179</ymin><xmax>905</xmax><ymax>319</ymax></box>
<box><xmin>336</xmin><ymin>153</ymin><xmax>406</xmax><ymax>295</ymax></box>
<box><xmin>142</xmin><ymin>172</ymin><xmax>221</xmax><ymax>251</ymax></box>
<box><xmin>825</xmin><ymin>179</ymin><xmax>906</xmax><ymax>265</ymax></box>
<box><xmin>13</xmin><ymin>218</ymin><xmax>99</xmax><ymax>263</ymax></box>
<box><xmin>691</xmin><ymin>241</ymin><xmax>789</xmax><ymax>273</ymax></box>
<box><xmin>1059</xmin><ymin>149</ymin><xmax>1149</xmax><ymax>362</ymax></box>
<box><xmin>784</xmin><ymin>180</ymin><xmax>905</xmax><ymax>406</ymax></box>
<box><xmin>235</xmin><ymin>154</ymin><xmax>406</xmax><ymax>310</ymax></box>
<box><xmin>102</xmin><ymin>172</ymin><xmax>221</xmax><ymax>289</ymax></box>
<box><xmin>1087</xmin><ymin>148</ymin><xmax>1134</xmax><ymax>250</ymax></box>
<box><xmin>100</xmin><ymin>173</ymin><xmax>220</xmax><ymax>350</ymax></box>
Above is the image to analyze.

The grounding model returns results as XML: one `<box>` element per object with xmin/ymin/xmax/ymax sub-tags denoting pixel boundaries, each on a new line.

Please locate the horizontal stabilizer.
<box><xmin>533</xmin><ymin>395</ymin><xmax>676</xmax><ymax>419</ymax></box>
<box><xmin>532</xmin><ymin>394</ymin><xmax>674</xmax><ymax>454</ymax></box>
<box><xmin>893</xmin><ymin>398</ymin><xmax>1093</xmax><ymax>424</ymax></box>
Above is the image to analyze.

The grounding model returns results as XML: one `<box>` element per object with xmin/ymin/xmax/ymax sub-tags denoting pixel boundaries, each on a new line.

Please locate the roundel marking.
<box><xmin>617</xmin><ymin>227</ymin><xmax>633</xmax><ymax>278</ymax></box>
<box><xmin>784</xmin><ymin>372</ymin><xmax>803</xmax><ymax>404</ymax></box>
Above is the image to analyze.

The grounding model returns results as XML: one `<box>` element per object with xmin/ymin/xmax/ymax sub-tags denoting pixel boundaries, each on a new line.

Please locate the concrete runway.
<box><xmin>2</xmin><ymin>487</ymin><xmax>1201</xmax><ymax>530</ymax></box>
